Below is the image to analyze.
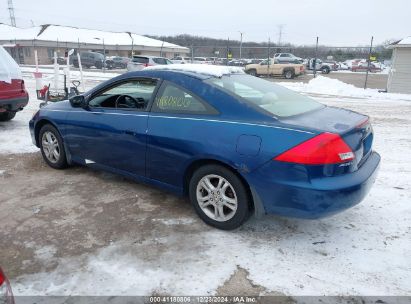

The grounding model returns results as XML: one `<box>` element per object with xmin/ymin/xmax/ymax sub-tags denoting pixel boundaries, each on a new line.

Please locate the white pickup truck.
<box><xmin>305</xmin><ymin>58</ymin><xmax>333</xmax><ymax>74</ymax></box>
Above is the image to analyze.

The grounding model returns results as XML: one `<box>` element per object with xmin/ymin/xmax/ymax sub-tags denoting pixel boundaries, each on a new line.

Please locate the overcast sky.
<box><xmin>0</xmin><ymin>0</ymin><xmax>409</xmax><ymax>46</ymax></box>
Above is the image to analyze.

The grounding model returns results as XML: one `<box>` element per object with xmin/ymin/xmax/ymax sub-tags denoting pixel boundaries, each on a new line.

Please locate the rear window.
<box><xmin>132</xmin><ymin>57</ymin><xmax>149</xmax><ymax>63</ymax></box>
<box><xmin>207</xmin><ymin>74</ymin><xmax>324</xmax><ymax>117</ymax></box>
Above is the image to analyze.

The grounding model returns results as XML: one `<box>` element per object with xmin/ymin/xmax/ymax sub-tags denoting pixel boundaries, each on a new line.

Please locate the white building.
<box><xmin>0</xmin><ymin>23</ymin><xmax>189</xmax><ymax>64</ymax></box>
<box><xmin>387</xmin><ymin>37</ymin><xmax>411</xmax><ymax>94</ymax></box>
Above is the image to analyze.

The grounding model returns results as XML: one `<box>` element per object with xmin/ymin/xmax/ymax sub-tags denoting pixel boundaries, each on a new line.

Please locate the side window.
<box><xmin>152</xmin><ymin>83</ymin><xmax>217</xmax><ymax>115</ymax></box>
<box><xmin>280</xmin><ymin>54</ymin><xmax>289</xmax><ymax>57</ymax></box>
<box><xmin>88</xmin><ymin>79</ymin><xmax>157</xmax><ymax>110</ymax></box>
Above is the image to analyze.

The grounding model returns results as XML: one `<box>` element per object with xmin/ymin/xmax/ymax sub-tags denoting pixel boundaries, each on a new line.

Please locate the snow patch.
<box><xmin>278</xmin><ymin>75</ymin><xmax>411</xmax><ymax>101</ymax></box>
<box><xmin>151</xmin><ymin>218</ymin><xmax>196</xmax><ymax>225</ymax></box>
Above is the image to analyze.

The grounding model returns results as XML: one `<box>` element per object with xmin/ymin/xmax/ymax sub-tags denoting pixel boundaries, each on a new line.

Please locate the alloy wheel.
<box><xmin>196</xmin><ymin>174</ymin><xmax>238</xmax><ymax>222</ymax></box>
<box><xmin>41</xmin><ymin>131</ymin><xmax>60</xmax><ymax>163</ymax></box>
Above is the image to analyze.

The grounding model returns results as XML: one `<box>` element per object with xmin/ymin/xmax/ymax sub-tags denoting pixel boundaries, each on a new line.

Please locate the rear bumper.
<box><xmin>248</xmin><ymin>151</ymin><xmax>380</xmax><ymax>219</ymax></box>
<box><xmin>0</xmin><ymin>94</ymin><xmax>29</xmax><ymax>111</ymax></box>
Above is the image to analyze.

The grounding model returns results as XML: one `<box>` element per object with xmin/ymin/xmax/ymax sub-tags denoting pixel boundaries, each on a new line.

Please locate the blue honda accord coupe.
<box><xmin>29</xmin><ymin>65</ymin><xmax>380</xmax><ymax>230</ymax></box>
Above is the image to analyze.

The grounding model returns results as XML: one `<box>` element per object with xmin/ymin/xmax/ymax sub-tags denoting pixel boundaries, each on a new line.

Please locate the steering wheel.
<box><xmin>114</xmin><ymin>95</ymin><xmax>144</xmax><ymax>109</ymax></box>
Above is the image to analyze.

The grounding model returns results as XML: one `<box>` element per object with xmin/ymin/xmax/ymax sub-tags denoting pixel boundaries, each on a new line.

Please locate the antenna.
<box><xmin>8</xmin><ymin>0</ymin><xmax>17</xmax><ymax>27</ymax></box>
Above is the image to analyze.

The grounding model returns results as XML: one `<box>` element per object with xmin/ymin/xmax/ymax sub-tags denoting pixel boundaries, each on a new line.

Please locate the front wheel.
<box><xmin>0</xmin><ymin>111</ymin><xmax>16</xmax><ymax>121</ymax></box>
<box><xmin>247</xmin><ymin>69</ymin><xmax>258</xmax><ymax>77</ymax></box>
<box><xmin>189</xmin><ymin>165</ymin><xmax>251</xmax><ymax>230</ymax></box>
<box><xmin>39</xmin><ymin>124</ymin><xmax>68</xmax><ymax>169</ymax></box>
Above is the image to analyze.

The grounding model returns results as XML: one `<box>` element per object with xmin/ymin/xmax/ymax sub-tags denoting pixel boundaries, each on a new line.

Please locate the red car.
<box><xmin>0</xmin><ymin>46</ymin><xmax>29</xmax><ymax>121</ymax></box>
<box><xmin>0</xmin><ymin>267</ymin><xmax>14</xmax><ymax>304</ymax></box>
<box><xmin>351</xmin><ymin>62</ymin><xmax>382</xmax><ymax>73</ymax></box>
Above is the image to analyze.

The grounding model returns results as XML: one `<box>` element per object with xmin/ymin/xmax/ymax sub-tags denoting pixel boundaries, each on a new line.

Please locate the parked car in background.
<box><xmin>29</xmin><ymin>64</ymin><xmax>379</xmax><ymax>230</ymax></box>
<box><xmin>305</xmin><ymin>58</ymin><xmax>333</xmax><ymax>74</ymax></box>
<box><xmin>274</xmin><ymin>53</ymin><xmax>303</xmax><ymax>63</ymax></box>
<box><xmin>0</xmin><ymin>267</ymin><xmax>14</xmax><ymax>304</ymax></box>
<box><xmin>245</xmin><ymin>58</ymin><xmax>305</xmax><ymax>79</ymax></box>
<box><xmin>171</xmin><ymin>56</ymin><xmax>192</xmax><ymax>64</ymax></box>
<box><xmin>215</xmin><ymin>58</ymin><xmax>229</xmax><ymax>65</ymax></box>
<box><xmin>337</xmin><ymin>62</ymin><xmax>350</xmax><ymax>70</ymax></box>
<box><xmin>72</xmin><ymin>51</ymin><xmax>105</xmax><ymax>69</ymax></box>
<box><xmin>106</xmin><ymin>56</ymin><xmax>130</xmax><ymax>69</ymax></box>
<box><xmin>227</xmin><ymin>59</ymin><xmax>247</xmax><ymax>66</ymax></box>
<box><xmin>324</xmin><ymin>61</ymin><xmax>339</xmax><ymax>71</ymax></box>
<box><xmin>0</xmin><ymin>46</ymin><xmax>29</xmax><ymax>121</ymax></box>
<box><xmin>344</xmin><ymin>59</ymin><xmax>362</xmax><ymax>69</ymax></box>
<box><xmin>249</xmin><ymin>59</ymin><xmax>264</xmax><ymax>64</ymax></box>
<box><xmin>193</xmin><ymin>57</ymin><xmax>211</xmax><ymax>64</ymax></box>
<box><xmin>351</xmin><ymin>62</ymin><xmax>382</xmax><ymax>73</ymax></box>
<box><xmin>127</xmin><ymin>55</ymin><xmax>173</xmax><ymax>71</ymax></box>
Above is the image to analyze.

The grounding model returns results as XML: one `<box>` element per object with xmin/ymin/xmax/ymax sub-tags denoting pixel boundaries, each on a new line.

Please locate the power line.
<box><xmin>7</xmin><ymin>0</ymin><xmax>16</xmax><ymax>26</ymax></box>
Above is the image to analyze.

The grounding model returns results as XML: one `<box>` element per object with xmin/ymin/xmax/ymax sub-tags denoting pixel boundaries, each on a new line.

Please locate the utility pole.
<box><xmin>277</xmin><ymin>24</ymin><xmax>284</xmax><ymax>46</ymax></box>
<box><xmin>8</xmin><ymin>0</ymin><xmax>17</xmax><ymax>27</ymax></box>
<box><xmin>313</xmin><ymin>36</ymin><xmax>319</xmax><ymax>78</ymax></box>
<box><xmin>364</xmin><ymin>36</ymin><xmax>374</xmax><ymax>89</ymax></box>
<box><xmin>239</xmin><ymin>31</ymin><xmax>244</xmax><ymax>60</ymax></box>
<box><xmin>226</xmin><ymin>37</ymin><xmax>230</xmax><ymax>62</ymax></box>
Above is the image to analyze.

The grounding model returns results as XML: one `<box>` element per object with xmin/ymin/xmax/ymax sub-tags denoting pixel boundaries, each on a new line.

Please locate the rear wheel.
<box><xmin>0</xmin><ymin>111</ymin><xmax>16</xmax><ymax>121</ymax></box>
<box><xmin>189</xmin><ymin>164</ymin><xmax>250</xmax><ymax>230</ymax></box>
<box><xmin>284</xmin><ymin>69</ymin><xmax>295</xmax><ymax>79</ymax></box>
<box><xmin>39</xmin><ymin>124</ymin><xmax>68</xmax><ymax>169</ymax></box>
<box><xmin>321</xmin><ymin>66</ymin><xmax>330</xmax><ymax>74</ymax></box>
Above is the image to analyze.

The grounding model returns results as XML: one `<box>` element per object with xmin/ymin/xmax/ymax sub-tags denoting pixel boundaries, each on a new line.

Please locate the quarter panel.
<box><xmin>146</xmin><ymin>113</ymin><xmax>317</xmax><ymax>189</ymax></box>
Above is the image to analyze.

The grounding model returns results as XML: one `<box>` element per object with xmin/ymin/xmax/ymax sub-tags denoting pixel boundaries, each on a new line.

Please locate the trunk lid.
<box><xmin>281</xmin><ymin>106</ymin><xmax>373</xmax><ymax>169</ymax></box>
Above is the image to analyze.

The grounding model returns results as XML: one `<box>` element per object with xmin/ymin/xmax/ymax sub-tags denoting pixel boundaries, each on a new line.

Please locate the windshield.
<box><xmin>207</xmin><ymin>74</ymin><xmax>324</xmax><ymax>117</ymax></box>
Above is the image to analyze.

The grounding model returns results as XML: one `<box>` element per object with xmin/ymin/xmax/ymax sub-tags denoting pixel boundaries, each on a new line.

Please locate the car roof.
<box><xmin>143</xmin><ymin>64</ymin><xmax>245</xmax><ymax>78</ymax></box>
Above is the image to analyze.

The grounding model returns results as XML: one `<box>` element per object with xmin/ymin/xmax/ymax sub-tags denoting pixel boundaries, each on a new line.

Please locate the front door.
<box><xmin>65</xmin><ymin>78</ymin><xmax>158</xmax><ymax>176</ymax></box>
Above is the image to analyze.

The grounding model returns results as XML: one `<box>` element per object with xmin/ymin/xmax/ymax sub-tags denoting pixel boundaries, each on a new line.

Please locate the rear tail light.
<box><xmin>0</xmin><ymin>268</ymin><xmax>14</xmax><ymax>304</ymax></box>
<box><xmin>273</xmin><ymin>132</ymin><xmax>354</xmax><ymax>165</ymax></box>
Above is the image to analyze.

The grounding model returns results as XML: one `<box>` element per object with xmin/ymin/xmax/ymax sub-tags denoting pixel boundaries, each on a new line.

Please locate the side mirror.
<box><xmin>69</xmin><ymin>95</ymin><xmax>87</xmax><ymax>108</ymax></box>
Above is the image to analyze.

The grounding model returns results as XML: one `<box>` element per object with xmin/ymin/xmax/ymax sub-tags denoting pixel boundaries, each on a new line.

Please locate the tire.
<box><xmin>189</xmin><ymin>164</ymin><xmax>251</xmax><ymax>230</ymax></box>
<box><xmin>39</xmin><ymin>124</ymin><xmax>68</xmax><ymax>169</ymax></box>
<box><xmin>321</xmin><ymin>67</ymin><xmax>330</xmax><ymax>74</ymax></box>
<box><xmin>283</xmin><ymin>69</ymin><xmax>294</xmax><ymax>79</ymax></box>
<box><xmin>95</xmin><ymin>61</ymin><xmax>103</xmax><ymax>69</ymax></box>
<box><xmin>0</xmin><ymin>111</ymin><xmax>16</xmax><ymax>121</ymax></box>
<box><xmin>247</xmin><ymin>69</ymin><xmax>258</xmax><ymax>77</ymax></box>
